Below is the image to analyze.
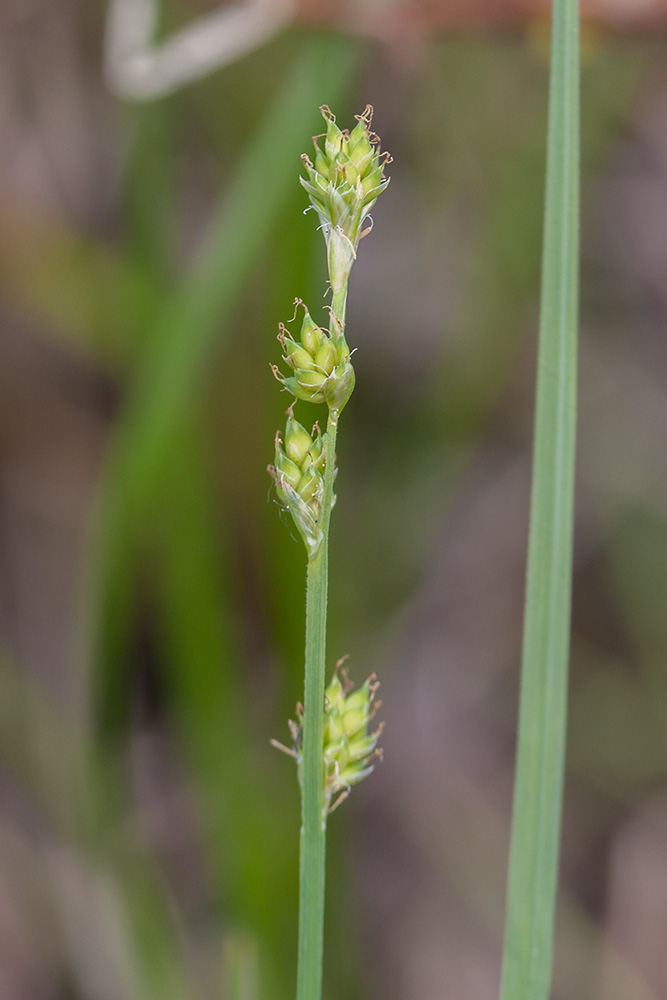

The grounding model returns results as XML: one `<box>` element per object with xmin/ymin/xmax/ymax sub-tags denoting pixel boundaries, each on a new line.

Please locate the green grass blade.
<box><xmin>499</xmin><ymin>3</ymin><xmax>580</xmax><ymax>999</ymax></box>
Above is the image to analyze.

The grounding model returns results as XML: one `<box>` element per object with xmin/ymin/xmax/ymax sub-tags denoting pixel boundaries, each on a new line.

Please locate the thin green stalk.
<box><xmin>271</xmin><ymin>105</ymin><xmax>389</xmax><ymax>1000</ymax></box>
<box><xmin>500</xmin><ymin>2</ymin><xmax>580</xmax><ymax>999</ymax></box>
<box><xmin>298</xmin><ymin>545</ymin><xmax>328</xmax><ymax>1000</ymax></box>
<box><xmin>297</xmin><ymin>310</ymin><xmax>344</xmax><ymax>1000</ymax></box>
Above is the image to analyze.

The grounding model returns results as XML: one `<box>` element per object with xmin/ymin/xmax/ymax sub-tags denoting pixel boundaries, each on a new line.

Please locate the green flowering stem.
<box><xmin>297</xmin><ymin>278</ymin><xmax>347</xmax><ymax>1000</ymax></box>
<box><xmin>270</xmin><ymin>104</ymin><xmax>389</xmax><ymax>1000</ymax></box>
<box><xmin>297</xmin><ymin>245</ymin><xmax>354</xmax><ymax>1000</ymax></box>
<box><xmin>330</xmin><ymin>288</ymin><xmax>348</xmax><ymax>328</ymax></box>
<box><xmin>298</xmin><ymin>409</ymin><xmax>339</xmax><ymax>1000</ymax></box>
<box><xmin>298</xmin><ymin>547</ymin><xmax>327</xmax><ymax>1000</ymax></box>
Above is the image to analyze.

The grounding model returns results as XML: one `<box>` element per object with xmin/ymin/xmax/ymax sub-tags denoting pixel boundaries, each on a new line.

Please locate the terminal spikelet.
<box><xmin>300</xmin><ymin>105</ymin><xmax>391</xmax><ymax>297</ymax></box>
<box><xmin>300</xmin><ymin>105</ymin><xmax>390</xmax><ymax>250</ymax></box>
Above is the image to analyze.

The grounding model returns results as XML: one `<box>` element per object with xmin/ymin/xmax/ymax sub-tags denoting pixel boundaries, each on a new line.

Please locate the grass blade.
<box><xmin>499</xmin><ymin>2</ymin><xmax>580</xmax><ymax>998</ymax></box>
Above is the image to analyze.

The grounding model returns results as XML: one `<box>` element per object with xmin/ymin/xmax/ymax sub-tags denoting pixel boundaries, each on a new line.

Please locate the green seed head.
<box><xmin>269</xmin><ymin>412</ymin><xmax>328</xmax><ymax>555</ymax></box>
<box><xmin>323</xmin><ymin>666</ymin><xmax>383</xmax><ymax>814</ymax></box>
<box><xmin>271</xmin><ymin>662</ymin><xmax>384</xmax><ymax>823</ymax></box>
<box><xmin>274</xmin><ymin>300</ymin><xmax>355</xmax><ymax>410</ymax></box>
<box><xmin>300</xmin><ymin>105</ymin><xmax>391</xmax><ymax>284</ymax></box>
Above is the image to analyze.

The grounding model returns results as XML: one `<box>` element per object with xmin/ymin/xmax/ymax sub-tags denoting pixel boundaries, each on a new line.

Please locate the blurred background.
<box><xmin>2</xmin><ymin>2</ymin><xmax>667</xmax><ymax>998</ymax></box>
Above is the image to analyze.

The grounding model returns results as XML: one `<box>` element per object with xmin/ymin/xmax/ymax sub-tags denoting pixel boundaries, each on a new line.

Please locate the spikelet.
<box><xmin>271</xmin><ymin>660</ymin><xmax>384</xmax><ymax>823</ymax></box>
<box><xmin>272</xmin><ymin>299</ymin><xmax>354</xmax><ymax>412</ymax></box>
<box><xmin>301</xmin><ymin>105</ymin><xmax>391</xmax><ymax>297</ymax></box>
<box><xmin>269</xmin><ymin>408</ymin><xmax>329</xmax><ymax>556</ymax></box>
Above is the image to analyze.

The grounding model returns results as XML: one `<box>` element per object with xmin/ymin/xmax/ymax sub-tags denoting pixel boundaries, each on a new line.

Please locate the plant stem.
<box><xmin>296</xmin><ymin>284</ymin><xmax>347</xmax><ymax>1000</ymax></box>
<box><xmin>499</xmin><ymin>2</ymin><xmax>580</xmax><ymax>999</ymax></box>
<box><xmin>297</xmin><ymin>416</ymin><xmax>337</xmax><ymax>1000</ymax></box>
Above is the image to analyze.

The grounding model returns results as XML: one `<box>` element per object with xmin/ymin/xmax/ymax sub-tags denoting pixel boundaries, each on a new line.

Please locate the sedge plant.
<box><xmin>268</xmin><ymin>106</ymin><xmax>390</xmax><ymax>1000</ymax></box>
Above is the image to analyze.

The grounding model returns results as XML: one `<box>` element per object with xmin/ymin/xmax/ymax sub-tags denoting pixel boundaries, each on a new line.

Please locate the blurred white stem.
<box><xmin>104</xmin><ymin>0</ymin><xmax>295</xmax><ymax>100</ymax></box>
